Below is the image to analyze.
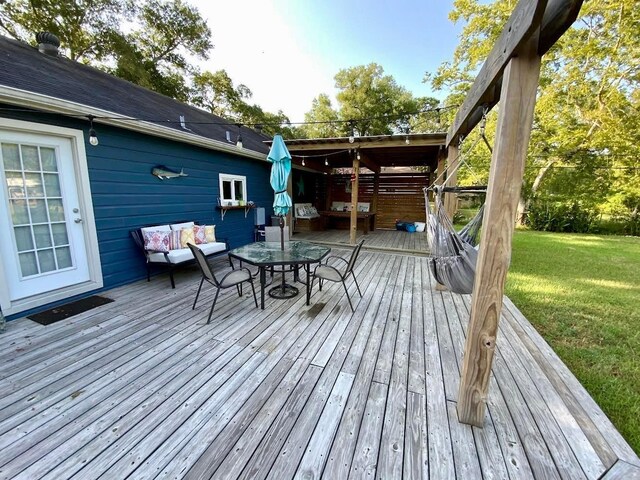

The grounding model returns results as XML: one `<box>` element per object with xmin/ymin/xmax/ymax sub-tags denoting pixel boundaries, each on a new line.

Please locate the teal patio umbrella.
<box><xmin>267</xmin><ymin>134</ymin><xmax>292</xmax><ymax>249</ymax></box>
<box><xmin>268</xmin><ymin>134</ymin><xmax>292</xmax><ymax>216</ymax></box>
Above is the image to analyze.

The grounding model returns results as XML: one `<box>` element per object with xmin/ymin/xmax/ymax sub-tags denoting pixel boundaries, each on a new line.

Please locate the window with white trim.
<box><xmin>219</xmin><ymin>174</ymin><xmax>247</xmax><ymax>205</ymax></box>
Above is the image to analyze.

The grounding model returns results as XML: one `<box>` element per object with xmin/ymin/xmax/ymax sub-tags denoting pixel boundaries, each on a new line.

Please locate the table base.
<box><xmin>268</xmin><ymin>283</ymin><xmax>299</xmax><ymax>299</ymax></box>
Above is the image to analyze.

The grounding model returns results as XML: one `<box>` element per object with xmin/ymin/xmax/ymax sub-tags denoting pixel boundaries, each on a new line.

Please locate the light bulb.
<box><xmin>348</xmin><ymin>134</ymin><xmax>355</xmax><ymax>144</ymax></box>
<box><xmin>236</xmin><ymin>135</ymin><xmax>243</xmax><ymax>149</ymax></box>
<box><xmin>324</xmin><ymin>157</ymin><xmax>329</xmax><ymax>166</ymax></box>
<box><xmin>301</xmin><ymin>158</ymin><xmax>305</xmax><ymax>166</ymax></box>
<box><xmin>405</xmin><ymin>136</ymin><xmax>410</xmax><ymax>145</ymax></box>
<box><xmin>357</xmin><ymin>151</ymin><xmax>361</xmax><ymax>160</ymax></box>
<box><xmin>89</xmin><ymin>129</ymin><xmax>99</xmax><ymax>146</ymax></box>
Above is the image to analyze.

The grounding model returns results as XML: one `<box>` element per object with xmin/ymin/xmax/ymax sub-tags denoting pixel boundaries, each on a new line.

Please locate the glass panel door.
<box><xmin>2</xmin><ymin>143</ymin><xmax>73</xmax><ymax>278</ymax></box>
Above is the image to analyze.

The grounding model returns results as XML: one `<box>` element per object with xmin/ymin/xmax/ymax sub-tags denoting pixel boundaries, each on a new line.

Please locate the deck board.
<box><xmin>0</xmin><ymin>236</ymin><xmax>637</xmax><ymax>479</ymax></box>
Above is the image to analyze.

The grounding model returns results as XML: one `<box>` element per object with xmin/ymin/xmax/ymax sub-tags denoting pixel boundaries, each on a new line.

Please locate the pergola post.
<box><xmin>349</xmin><ymin>152</ymin><xmax>360</xmax><ymax>245</ymax></box>
<box><xmin>457</xmin><ymin>35</ymin><xmax>542</xmax><ymax>426</ymax></box>
<box><xmin>444</xmin><ymin>144</ymin><xmax>459</xmax><ymax>218</ymax></box>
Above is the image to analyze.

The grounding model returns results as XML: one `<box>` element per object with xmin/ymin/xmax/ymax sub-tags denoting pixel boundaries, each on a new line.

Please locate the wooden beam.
<box><xmin>446</xmin><ymin>0</ymin><xmax>547</xmax><ymax>147</ymax></box>
<box><xmin>444</xmin><ymin>145</ymin><xmax>459</xmax><ymax>219</ymax></box>
<box><xmin>457</xmin><ymin>35</ymin><xmax>542</xmax><ymax>427</ymax></box>
<box><xmin>355</xmin><ymin>150</ymin><xmax>380</xmax><ymax>173</ymax></box>
<box><xmin>538</xmin><ymin>0</ymin><xmax>583</xmax><ymax>55</ymax></box>
<box><xmin>350</xmin><ymin>155</ymin><xmax>360</xmax><ymax>245</ymax></box>
<box><xmin>287</xmin><ymin>137</ymin><xmax>445</xmax><ymax>152</ymax></box>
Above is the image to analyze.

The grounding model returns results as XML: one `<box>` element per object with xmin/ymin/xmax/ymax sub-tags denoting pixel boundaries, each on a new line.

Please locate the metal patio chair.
<box><xmin>310</xmin><ymin>239</ymin><xmax>364</xmax><ymax>312</ymax></box>
<box><xmin>188</xmin><ymin>243</ymin><xmax>257</xmax><ymax>324</ymax></box>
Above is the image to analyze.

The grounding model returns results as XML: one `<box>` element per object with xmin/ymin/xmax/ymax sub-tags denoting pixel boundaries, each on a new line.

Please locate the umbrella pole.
<box><xmin>279</xmin><ymin>215</ymin><xmax>285</xmax><ymax>251</ymax></box>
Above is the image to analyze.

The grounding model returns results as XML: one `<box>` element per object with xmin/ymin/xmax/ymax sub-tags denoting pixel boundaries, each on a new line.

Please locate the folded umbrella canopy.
<box><xmin>268</xmin><ymin>134</ymin><xmax>292</xmax><ymax>217</ymax></box>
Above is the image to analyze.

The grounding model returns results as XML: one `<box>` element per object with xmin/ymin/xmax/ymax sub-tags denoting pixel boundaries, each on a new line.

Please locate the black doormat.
<box><xmin>27</xmin><ymin>295</ymin><xmax>114</xmax><ymax>325</ymax></box>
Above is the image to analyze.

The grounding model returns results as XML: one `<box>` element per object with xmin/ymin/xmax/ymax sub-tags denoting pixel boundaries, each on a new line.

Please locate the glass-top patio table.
<box><xmin>228</xmin><ymin>241</ymin><xmax>331</xmax><ymax>309</ymax></box>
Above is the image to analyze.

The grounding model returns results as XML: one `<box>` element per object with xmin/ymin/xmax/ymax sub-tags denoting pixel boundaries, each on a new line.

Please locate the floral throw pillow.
<box><xmin>204</xmin><ymin>225</ymin><xmax>216</xmax><ymax>243</ymax></box>
<box><xmin>193</xmin><ymin>225</ymin><xmax>207</xmax><ymax>245</ymax></box>
<box><xmin>180</xmin><ymin>227</ymin><xmax>195</xmax><ymax>249</ymax></box>
<box><xmin>144</xmin><ymin>230</ymin><xmax>170</xmax><ymax>252</ymax></box>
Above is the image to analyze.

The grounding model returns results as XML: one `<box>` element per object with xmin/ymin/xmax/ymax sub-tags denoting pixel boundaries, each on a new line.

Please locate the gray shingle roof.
<box><xmin>0</xmin><ymin>35</ymin><xmax>269</xmax><ymax>154</ymax></box>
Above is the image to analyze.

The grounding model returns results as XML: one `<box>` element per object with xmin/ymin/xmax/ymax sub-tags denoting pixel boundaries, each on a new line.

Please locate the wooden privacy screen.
<box><xmin>328</xmin><ymin>173</ymin><xmax>429</xmax><ymax>229</ymax></box>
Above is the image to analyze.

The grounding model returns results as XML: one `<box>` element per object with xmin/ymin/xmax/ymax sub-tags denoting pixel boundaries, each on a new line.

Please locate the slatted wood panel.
<box><xmin>0</xmin><ymin>245</ymin><xmax>638</xmax><ymax>479</ymax></box>
<box><xmin>329</xmin><ymin>173</ymin><xmax>429</xmax><ymax>229</ymax></box>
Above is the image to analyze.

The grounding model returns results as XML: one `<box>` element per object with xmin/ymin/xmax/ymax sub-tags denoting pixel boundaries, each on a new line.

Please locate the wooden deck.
<box><xmin>1</xmin><ymin>242</ymin><xmax>638</xmax><ymax>479</ymax></box>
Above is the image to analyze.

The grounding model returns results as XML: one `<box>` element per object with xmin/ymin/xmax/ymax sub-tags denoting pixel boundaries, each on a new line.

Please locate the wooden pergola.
<box><xmin>267</xmin><ymin>133</ymin><xmax>447</xmax><ymax>244</ymax></box>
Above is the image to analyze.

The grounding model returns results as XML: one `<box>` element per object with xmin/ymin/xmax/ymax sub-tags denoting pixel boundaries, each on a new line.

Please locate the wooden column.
<box><xmin>349</xmin><ymin>153</ymin><xmax>360</xmax><ymax>245</ymax></box>
<box><xmin>371</xmin><ymin>172</ymin><xmax>380</xmax><ymax>230</ymax></box>
<box><xmin>458</xmin><ymin>36</ymin><xmax>542</xmax><ymax>426</ymax></box>
<box><xmin>444</xmin><ymin>144</ymin><xmax>459</xmax><ymax>219</ymax></box>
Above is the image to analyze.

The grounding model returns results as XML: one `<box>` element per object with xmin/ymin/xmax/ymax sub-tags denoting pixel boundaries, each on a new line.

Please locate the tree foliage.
<box><xmin>429</xmin><ymin>0</ymin><xmax>639</xmax><ymax>229</ymax></box>
<box><xmin>190</xmin><ymin>69</ymin><xmax>298</xmax><ymax>139</ymax></box>
<box><xmin>0</xmin><ymin>0</ymin><xmax>133</xmax><ymax>62</ymax></box>
<box><xmin>301</xmin><ymin>63</ymin><xmax>440</xmax><ymax>139</ymax></box>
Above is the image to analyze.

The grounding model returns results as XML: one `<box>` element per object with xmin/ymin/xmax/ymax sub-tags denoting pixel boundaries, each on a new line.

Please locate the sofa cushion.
<box><xmin>205</xmin><ymin>225</ymin><xmax>216</xmax><ymax>243</ymax></box>
<box><xmin>141</xmin><ymin>224</ymin><xmax>171</xmax><ymax>236</ymax></box>
<box><xmin>168</xmin><ymin>230</ymin><xmax>181</xmax><ymax>250</ymax></box>
<box><xmin>170</xmin><ymin>221</ymin><xmax>195</xmax><ymax>231</ymax></box>
<box><xmin>193</xmin><ymin>225</ymin><xmax>207</xmax><ymax>245</ymax></box>
<box><xmin>147</xmin><ymin>242</ymin><xmax>227</xmax><ymax>264</ymax></box>
<box><xmin>143</xmin><ymin>230</ymin><xmax>170</xmax><ymax>252</ymax></box>
<box><xmin>179</xmin><ymin>227</ymin><xmax>195</xmax><ymax>248</ymax></box>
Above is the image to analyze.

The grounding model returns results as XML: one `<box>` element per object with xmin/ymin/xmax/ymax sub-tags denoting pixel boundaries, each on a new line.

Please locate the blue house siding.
<box><xmin>1</xmin><ymin>109</ymin><xmax>274</xmax><ymax>317</ymax></box>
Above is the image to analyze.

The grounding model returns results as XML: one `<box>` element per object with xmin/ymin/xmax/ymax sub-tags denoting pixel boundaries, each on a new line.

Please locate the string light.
<box><xmin>324</xmin><ymin>157</ymin><xmax>329</xmax><ymax>166</ymax></box>
<box><xmin>87</xmin><ymin>115</ymin><xmax>99</xmax><ymax>146</ymax></box>
<box><xmin>405</xmin><ymin>135</ymin><xmax>410</xmax><ymax>145</ymax></box>
<box><xmin>1</xmin><ymin>104</ymin><xmax>457</xmax><ymax>131</ymax></box>
<box><xmin>348</xmin><ymin>120</ymin><xmax>355</xmax><ymax>143</ymax></box>
<box><xmin>301</xmin><ymin>157</ymin><xmax>306</xmax><ymax>166</ymax></box>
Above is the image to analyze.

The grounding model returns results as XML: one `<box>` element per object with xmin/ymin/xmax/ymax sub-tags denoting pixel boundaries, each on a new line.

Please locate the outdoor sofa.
<box><xmin>131</xmin><ymin>221</ymin><xmax>229</xmax><ymax>288</ymax></box>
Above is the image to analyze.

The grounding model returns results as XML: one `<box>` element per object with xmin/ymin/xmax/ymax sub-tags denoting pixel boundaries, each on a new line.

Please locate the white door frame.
<box><xmin>0</xmin><ymin>117</ymin><xmax>103</xmax><ymax>316</ymax></box>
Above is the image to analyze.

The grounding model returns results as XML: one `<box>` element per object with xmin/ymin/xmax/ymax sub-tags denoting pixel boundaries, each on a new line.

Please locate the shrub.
<box><xmin>526</xmin><ymin>199</ymin><xmax>599</xmax><ymax>233</ymax></box>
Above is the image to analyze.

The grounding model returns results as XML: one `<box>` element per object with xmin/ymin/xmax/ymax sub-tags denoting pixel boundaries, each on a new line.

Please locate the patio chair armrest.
<box><xmin>313</xmin><ymin>263</ymin><xmax>342</xmax><ymax>278</ymax></box>
<box><xmin>324</xmin><ymin>255</ymin><xmax>348</xmax><ymax>267</ymax></box>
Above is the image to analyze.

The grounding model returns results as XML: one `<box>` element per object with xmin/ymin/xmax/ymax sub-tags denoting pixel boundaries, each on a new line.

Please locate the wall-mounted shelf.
<box><xmin>216</xmin><ymin>204</ymin><xmax>255</xmax><ymax>221</ymax></box>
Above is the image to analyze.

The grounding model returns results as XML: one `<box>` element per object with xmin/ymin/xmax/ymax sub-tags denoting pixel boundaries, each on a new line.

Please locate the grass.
<box><xmin>505</xmin><ymin>230</ymin><xmax>640</xmax><ymax>455</ymax></box>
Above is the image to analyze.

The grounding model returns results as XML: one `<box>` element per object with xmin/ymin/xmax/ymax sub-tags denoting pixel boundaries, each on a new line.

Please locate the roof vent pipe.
<box><xmin>36</xmin><ymin>32</ymin><xmax>60</xmax><ymax>56</ymax></box>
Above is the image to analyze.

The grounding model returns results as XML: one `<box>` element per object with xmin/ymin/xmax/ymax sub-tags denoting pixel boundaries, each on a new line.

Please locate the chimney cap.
<box><xmin>35</xmin><ymin>32</ymin><xmax>60</xmax><ymax>56</ymax></box>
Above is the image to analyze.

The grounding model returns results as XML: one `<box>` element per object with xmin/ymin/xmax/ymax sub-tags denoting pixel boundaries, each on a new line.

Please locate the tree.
<box><xmin>110</xmin><ymin>0</ymin><xmax>211</xmax><ymax>102</ymax></box>
<box><xmin>428</xmin><ymin>0</ymin><xmax>640</xmax><ymax>224</ymax></box>
<box><xmin>302</xmin><ymin>63</ymin><xmax>440</xmax><ymax>139</ymax></box>
<box><xmin>0</xmin><ymin>0</ymin><xmax>133</xmax><ymax>62</ymax></box>
<box><xmin>191</xmin><ymin>69</ymin><xmax>298</xmax><ymax>139</ymax></box>
<box><xmin>0</xmin><ymin>0</ymin><xmax>212</xmax><ymax>102</ymax></box>
<box><xmin>335</xmin><ymin>63</ymin><xmax>421</xmax><ymax>136</ymax></box>
<box><xmin>299</xmin><ymin>94</ymin><xmax>341</xmax><ymax>138</ymax></box>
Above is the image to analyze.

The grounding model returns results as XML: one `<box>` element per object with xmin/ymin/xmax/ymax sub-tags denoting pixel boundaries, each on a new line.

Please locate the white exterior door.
<box><xmin>0</xmin><ymin>119</ymin><xmax>102</xmax><ymax>315</ymax></box>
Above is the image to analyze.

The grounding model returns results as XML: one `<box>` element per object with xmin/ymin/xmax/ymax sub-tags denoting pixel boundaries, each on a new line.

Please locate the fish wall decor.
<box><xmin>151</xmin><ymin>165</ymin><xmax>188</xmax><ymax>180</ymax></box>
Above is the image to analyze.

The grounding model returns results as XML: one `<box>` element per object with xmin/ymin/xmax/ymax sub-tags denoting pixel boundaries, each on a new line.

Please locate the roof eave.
<box><xmin>0</xmin><ymin>85</ymin><xmax>268</xmax><ymax>162</ymax></box>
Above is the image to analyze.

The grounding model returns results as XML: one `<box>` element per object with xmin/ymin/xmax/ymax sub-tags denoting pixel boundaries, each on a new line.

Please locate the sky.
<box><xmin>195</xmin><ymin>0</ymin><xmax>463</xmax><ymax>122</ymax></box>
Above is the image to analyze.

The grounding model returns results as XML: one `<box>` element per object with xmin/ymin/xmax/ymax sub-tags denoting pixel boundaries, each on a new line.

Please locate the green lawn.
<box><xmin>505</xmin><ymin>230</ymin><xmax>640</xmax><ymax>455</ymax></box>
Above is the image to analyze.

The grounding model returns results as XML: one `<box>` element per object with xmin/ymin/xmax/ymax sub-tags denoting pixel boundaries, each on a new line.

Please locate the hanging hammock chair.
<box><xmin>424</xmin><ymin>186</ymin><xmax>485</xmax><ymax>294</ymax></box>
